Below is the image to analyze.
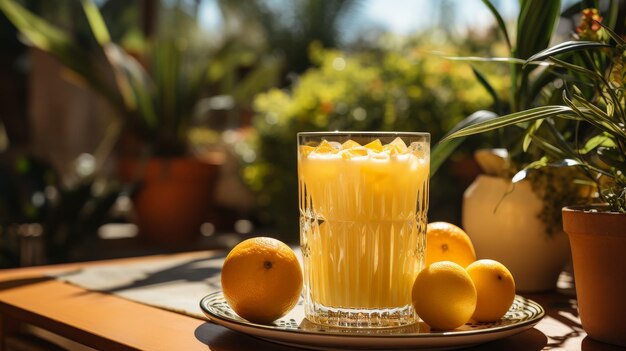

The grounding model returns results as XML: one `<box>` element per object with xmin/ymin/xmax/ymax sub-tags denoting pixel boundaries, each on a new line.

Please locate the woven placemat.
<box><xmin>52</xmin><ymin>252</ymin><xmax>226</xmax><ymax>319</ymax></box>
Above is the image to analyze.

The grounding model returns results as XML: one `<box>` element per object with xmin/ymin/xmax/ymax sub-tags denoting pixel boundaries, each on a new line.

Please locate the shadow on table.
<box><xmin>582</xmin><ymin>336</ymin><xmax>626</xmax><ymax>351</ymax></box>
<box><xmin>531</xmin><ymin>293</ymin><xmax>584</xmax><ymax>349</ymax></box>
<box><xmin>0</xmin><ymin>277</ymin><xmax>51</xmax><ymax>291</ymax></box>
<box><xmin>194</xmin><ymin>323</ymin><xmax>294</xmax><ymax>351</ymax></box>
<box><xmin>194</xmin><ymin>322</ymin><xmax>550</xmax><ymax>351</ymax></box>
<box><xmin>101</xmin><ymin>256</ymin><xmax>224</xmax><ymax>293</ymax></box>
<box><xmin>60</xmin><ymin>253</ymin><xmax>227</xmax><ymax>296</ymax></box>
<box><xmin>464</xmin><ymin>328</ymin><xmax>548</xmax><ymax>351</ymax></box>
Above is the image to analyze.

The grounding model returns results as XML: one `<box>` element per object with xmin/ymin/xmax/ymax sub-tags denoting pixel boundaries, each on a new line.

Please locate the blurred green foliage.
<box><xmin>243</xmin><ymin>41</ymin><xmax>508</xmax><ymax>238</ymax></box>
<box><xmin>216</xmin><ymin>0</ymin><xmax>362</xmax><ymax>77</ymax></box>
<box><xmin>0</xmin><ymin>153</ymin><xmax>120</xmax><ymax>267</ymax></box>
<box><xmin>0</xmin><ymin>0</ymin><xmax>281</xmax><ymax>157</ymax></box>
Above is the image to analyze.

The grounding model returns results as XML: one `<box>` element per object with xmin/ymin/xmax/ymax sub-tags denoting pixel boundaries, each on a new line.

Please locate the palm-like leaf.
<box><xmin>481</xmin><ymin>0</ymin><xmax>512</xmax><ymax>50</ymax></box>
<box><xmin>0</xmin><ymin>0</ymin><xmax>121</xmax><ymax>107</ymax></box>
<box><xmin>1</xmin><ymin>0</ymin><xmax>228</xmax><ymax>155</ymax></box>
<box><xmin>441</xmin><ymin>106</ymin><xmax>576</xmax><ymax>141</ymax></box>
<box><xmin>526</xmin><ymin>41</ymin><xmax>611</xmax><ymax>64</ymax></box>
<box><xmin>430</xmin><ymin>110</ymin><xmax>497</xmax><ymax>176</ymax></box>
<box><xmin>471</xmin><ymin>66</ymin><xmax>501</xmax><ymax>113</ymax></box>
<box><xmin>515</xmin><ymin>0</ymin><xmax>561</xmax><ymax>60</ymax></box>
<box><xmin>80</xmin><ymin>0</ymin><xmax>156</xmax><ymax>126</ymax></box>
<box><xmin>512</xmin><ymin>158</ymin><xmax>582</xmax><ymax>183</ymax></box>
<box><xmin>0</xmin><ymin>0</ymin><xmax>157</xmax><ymax>127</ymax></box>
<box><xmin>442</xmin><ymin>6</ymin><xmax>626</xmax><ymax>211</ymax></box>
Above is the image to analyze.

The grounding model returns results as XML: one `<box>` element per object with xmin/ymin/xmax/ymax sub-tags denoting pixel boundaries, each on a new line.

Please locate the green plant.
<box><xmin>431</xmin><ymin>1</ymin><xmax>624</xmax><ymax>232</ymax></box>
<box><xmin>0</xmin><ymin>0</ymin><xmax>280</xmax><ymax>156</ymax></box>
<box><xmin>431</xmin><ymin>0</ymin><xmax>567</xmax><ymax>172</ymax></box>
<box><xmin>443</xmin><ymin>9</ymin><xmax>626</xmax><ymax>213</ymax></box>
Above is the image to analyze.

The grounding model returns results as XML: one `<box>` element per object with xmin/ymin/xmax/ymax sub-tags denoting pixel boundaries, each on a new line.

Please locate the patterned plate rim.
<box><xmin>199</xmin><ymin>291</ymin><xmax>544</xmax><ymax>339</ymax></box>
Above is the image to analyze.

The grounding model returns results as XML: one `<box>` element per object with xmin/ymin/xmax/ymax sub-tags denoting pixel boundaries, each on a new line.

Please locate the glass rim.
<box><xmin>297</xmin><ymin>131</ymin><xmax>430</xmax><ymax>137</ymax></box>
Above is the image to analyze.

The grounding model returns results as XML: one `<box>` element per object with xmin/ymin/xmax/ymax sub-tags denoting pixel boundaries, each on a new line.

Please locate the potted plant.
<box><xmin>433</xmin><ymin>0</ymin><xmax>610</xmax><ymax>292</ymax></box>
<box><xmin>442</xmin><ymin>9</ymin><xmax>626</xmax><ymax>347</ymax></box>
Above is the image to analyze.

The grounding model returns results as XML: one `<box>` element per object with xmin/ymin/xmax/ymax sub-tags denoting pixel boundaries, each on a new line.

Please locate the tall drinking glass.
<box><xmin>298</xmin><ymin>132</ymin><xmax>430</xmax><ymax>328</ymax></box>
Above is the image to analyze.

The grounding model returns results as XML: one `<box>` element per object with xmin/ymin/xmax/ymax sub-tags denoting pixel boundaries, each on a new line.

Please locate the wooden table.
<box><xmin>0</xmin><ymin>253</ymin><xmax>618</xmax><ymax>351</ymax></box>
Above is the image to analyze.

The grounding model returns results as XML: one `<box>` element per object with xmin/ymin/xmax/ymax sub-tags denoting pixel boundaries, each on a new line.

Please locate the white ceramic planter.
<box><xmin>462</xmin><ymin>175</ymin><xmax>570</xmax><ymax>292</ymax></box>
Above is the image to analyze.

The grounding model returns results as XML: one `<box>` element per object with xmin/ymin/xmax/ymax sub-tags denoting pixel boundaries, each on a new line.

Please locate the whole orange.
<box><xmin>425</xmin><ymin>222</ymin><xmax>476</xmax><ymax>267</ymax></box>
<box><xmin>466</xmin><ymin>259</ymin><xmax>516</xmax><ymax>322</ymax></box>
<box><xmin>412</xmin><ymin>261</ymin><xmax>477</xmax><ymax>330</ymax></box>
<box><xmin>221</xmin><ymin>237</ymin><xmax>303</xmax><ymax>324</ymax></box>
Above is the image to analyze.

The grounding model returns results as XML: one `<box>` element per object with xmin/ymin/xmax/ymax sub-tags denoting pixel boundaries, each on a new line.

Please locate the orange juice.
<box><xmin>298</xmin><ymin>132</ymin><xmax>430</xmax><ymax>327</ymax></box>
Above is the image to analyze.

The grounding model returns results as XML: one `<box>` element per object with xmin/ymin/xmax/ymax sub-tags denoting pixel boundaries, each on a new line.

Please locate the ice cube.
<box><xmin>409</xmin><ymin>141</ymin><xmax>428</xmax><ymax>158</ymax></box>
<box><xmin>300</xmin><ymin>145</ymin><xmax>315</xmax><ymax>157</ymax></box>
<box><xmin>341</xmin><ymin>147</ymin><xmax>368</xmax><ymax>160</ymax></box>
<box><xmin>341</xmin><ymin>139</ymin><xmax>361</xmax><ymax>150</ymax></box>
<box><xmin>314</xmin><ymin>140</ymin><xmax>339</xmax><ymax>154</ymax></box>
<box><xmin>328</xmin><ymin>141</ymin><xmax>342</xmax><ymax>150</ymax></box>
<box><xmin>384</xmin><ymin>137</ymin><xmax>408</xmax><ymax>155</ymax></box>
<box><xmin>364</xmin><ymin>139</ymin><xmax>384</xmax><ymax>153</ymax></box>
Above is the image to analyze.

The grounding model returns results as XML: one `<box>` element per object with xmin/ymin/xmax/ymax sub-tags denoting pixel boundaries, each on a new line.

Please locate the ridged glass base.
<box><xmin>305</xmin><ymin>302</ymin><xmax>417</xmax><ymax>328</ymax></box>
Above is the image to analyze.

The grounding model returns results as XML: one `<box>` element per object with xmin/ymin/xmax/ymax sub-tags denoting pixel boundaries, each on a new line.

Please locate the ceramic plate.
<box><xmin>200</xmin><ymin>291</ymin><xmax>544</xmax><ymax>350</ymax></box>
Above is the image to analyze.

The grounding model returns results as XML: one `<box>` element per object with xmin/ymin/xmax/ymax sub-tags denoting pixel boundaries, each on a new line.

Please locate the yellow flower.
<box><xmin>576</xmin><ymin>8</ymin><xmax>604</xmax><ymax>41</ymax></box>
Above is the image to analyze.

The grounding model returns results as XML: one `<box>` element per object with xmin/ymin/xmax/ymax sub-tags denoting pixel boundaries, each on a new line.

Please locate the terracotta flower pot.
<box><xmin>120</xmin><ymin>157</ymin><xmax>221</xmax><ymax>247</ymax></box>
<box><xmin>562</xmin><ymin>206</ymin><xmax>626</xmax><ymax>347</ymax></box>
<box><xmin>463</xmin><ymin>175</ymin><xmax>571</xmax><ymax>292</ymax></box>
